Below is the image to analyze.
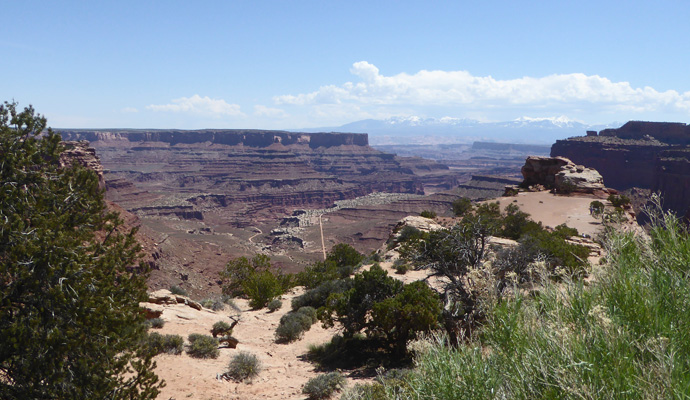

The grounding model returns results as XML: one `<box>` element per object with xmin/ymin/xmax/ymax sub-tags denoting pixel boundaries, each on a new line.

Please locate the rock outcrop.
<box><xmin>146</xmin><ymin>289</ymin><xmax>203</xmax><ymax>311</ymax></box>
<box><xmin>551</xmin><ymin>121</ymin><xmax>690</xmax><ymax>217</ymax></box>
<box><xmin>521</xmin><ymin>156</ymin><xmax>605</xmax><ymax>193</ymax></box>
<box><xmin>59</xmin><ymin>141</ymin><xmax>105</xmax><ymax>190</ymax></box>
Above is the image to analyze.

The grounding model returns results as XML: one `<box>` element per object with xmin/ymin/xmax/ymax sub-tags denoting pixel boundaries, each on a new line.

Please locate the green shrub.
<box><xmin>281</xmin><ymin>312</ymin><xmax>313</xmax><ymax>331</ymax></box>
<box><xmin>291</xmin><ymin>279</ymin><xmax>352</xmax><ymax>311</ymax></box>
<box><xmin>275</xmin><ymin>317</ymin><xmax>305</xmax><ymax>343</ymax></box>
<box><xmin>501</xmin><ymin>203</ymin><xmax>537</xmax><ymax>240</ymax></box>
<box><xmin>553</xmin><ymin>223</ymin><xmax>579</xmax><ymax>239</ymax></box>
<box><xmin>276</xmin><ymin>308</ymin><xmax>318</xmax><ymax>343</ymax></box>
<box><xmin>318</xmin><ymin>264</ymin><xmax>403</xmax><ymax>337</ymax></box>
<box><xmin>392</xmin><ymin>259</ymin><xmax>411</xmax><ymax>274</ymax></box>
<box><xmin>211</xmin><ymin>321</ymin><xmax>233</xmax><ymax>338</ymax></box>
<box><xmin>520</xmin><ymin>229</ymin><xmax>590</xmax><ymax>275</ymax></box>
<box><xmin>388</xmin><ymin>225</ymin><xmax>425</xmax><ymax>251</ymax></box>
<box><xmin>148</xmin><ymin>318</ymin><xmax>165</xmax><ymax>329</ymax></box>
<box><xmin>302</xmin><ymin>372</ymin><xmax>346</xmax><ymax>399</ymax></box>
<box><xmin>186</xmin><ymin>334</ymin><xmax>219</xmax><ymax>359</ymax></box>
<box><xmin>187</xmin><ymin>333</ymin><xmax>206</xmax><ymax>343</ymax></box>
<box><xmin>452</xmin><ymin>197</ymin><xmax>473</xmax><ymax>216</ymax></box>
<box><xmin>307</xmin><ymin>334</ymin><xmax>389</xmax><ymax>370</ymax></box>
<box><xmin>368</xmin><ymin>251</ymin><xmax>382</xmax><ymax>263</ymax></box>
<box><xmin>243</xmin><ymin>270</ymin><xmax>283</xmax><ymax>309</ymax></box>
<box><xmin>370</xmin><ymin>281</ymin><xmax>441</xmax><ymax>356</ymax></box>
<box><xmin>296</xmin><ymin>260</ymin><xmax>342</xmax><ymax>289</ymax></box>
<box><xmin>219</xmin><ymin>254</ymin><xmax>271</xmax><ymax>297</ymax></box>
<box><xmin>474</xmin><ymin>202</ymin><xmax>502</xmax><ymax>233</ymax></box>
<box><xmin>420</xmin><ymin>210</ymin><xmax>436</xmax><ymax>219</ymax></box>
<box><xmin>227</xmin><ymin>351</ymin><xmax>261</xmax><ymax>382</ymax></box>
<box><xmin>169</xmin><ymin>285</ymin><xmax>187</xmax><ymax>296</ymax></box>
<box><xmin>397</xmin><ymin>226</ymin><xmax>423</xmax><ymax>243</ymax></box>
<box><xmin>326</xmin><ymin>243</ymin><xmax>364</xmax><ymax>270</ymax></box>
<box><xmin>296</xmin><ymin>306</ymin><xmax>318</xmax><ymax>324</ymax></box>
<box><xmin>608</xmin><ymin>193</ymin><xmax>631</xmax><ymax>208</ymax></box>
<box><xmin>144</xmin><ymin>332</ymin><xmax>184</xmax><ymax>356</ymax></box>
<box><xmin>267</xmin><ymin>298</ymin><xmax>283</xmax><ymax>312</ymax></box>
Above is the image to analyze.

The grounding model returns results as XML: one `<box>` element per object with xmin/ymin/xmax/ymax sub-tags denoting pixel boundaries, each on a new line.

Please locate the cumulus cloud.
<box><xmin>147</xmin><ymin>95</ymin><xmax>245</xmax><ymax>117</ymax></box>
<box><xmin>274</xmin><ymin>61</ymin><xmax>690</xmax><ymax>117</ymax></box>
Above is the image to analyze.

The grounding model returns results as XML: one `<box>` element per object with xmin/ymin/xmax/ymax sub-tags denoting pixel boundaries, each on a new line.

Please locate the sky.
<box><xmin>2</xmin><ymin>1</ymin><xmax>690</xmax><ymax>130</ymax></box>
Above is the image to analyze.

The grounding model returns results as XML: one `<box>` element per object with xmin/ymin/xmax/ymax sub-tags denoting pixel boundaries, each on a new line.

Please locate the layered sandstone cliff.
<box><xmin>653</xmin><ymin>149</ymin><xmax>690</xmax><ymax>217</ymax></box>
<box><xmin>551</xmin><ymin>121</ymin><xmax>690</xmax><ymax>217</ymax></box>
<box><xmin>58</xmin><ymin>129</ymin><xmax>460</xmax><ymax>227</ymax></box>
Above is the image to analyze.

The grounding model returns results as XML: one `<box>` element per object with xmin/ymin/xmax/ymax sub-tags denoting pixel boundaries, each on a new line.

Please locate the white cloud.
<box><xmin>253</xmin><ymin>105</ymin><xmax>288</xmax><ymax>118</ymax></box>
<box><xmin>273</xmin><ymin>62</ymin><xmax>690</xmax><ymax>117</ymax></box>
<box><xmin>147</xmin><ymin>95</ymin><xmax>245</xmax><ymax>117</ymax></box>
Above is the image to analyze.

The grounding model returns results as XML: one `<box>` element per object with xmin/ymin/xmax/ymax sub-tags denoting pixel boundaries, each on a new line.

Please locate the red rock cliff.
<box><xmin>552</xmin><ymin>121</ymin><xmax>690</xmax><ymax>217</ymax></box>
<box><xmin>59</xmin><ymin>129</ymin><xmax>369</xmax><ymax>149</ymax></box>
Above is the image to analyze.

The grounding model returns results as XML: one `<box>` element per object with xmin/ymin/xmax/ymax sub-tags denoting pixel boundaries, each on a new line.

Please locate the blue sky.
<box><xmin>2</xmin><ymin>1</ymin><xmax>690</xmax><ymax>130</ymax></box>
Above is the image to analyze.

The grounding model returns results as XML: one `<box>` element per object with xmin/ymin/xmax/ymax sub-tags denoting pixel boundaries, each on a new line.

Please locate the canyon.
<box><xmin>551</xmin><ymin>121</ymin><xmax>690</xmax><ymax>218</ymax></box>
<box><xmin>59</xmin><ymin>129</ymin><xmax>513</xmax><ymax>296</ymax></box>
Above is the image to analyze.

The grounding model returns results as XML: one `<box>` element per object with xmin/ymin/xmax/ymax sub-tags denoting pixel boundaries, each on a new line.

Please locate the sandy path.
<box><xmin>488</xmin><ymin>191</ymin><xmax>604</xmax><ymax>237</ymax></box>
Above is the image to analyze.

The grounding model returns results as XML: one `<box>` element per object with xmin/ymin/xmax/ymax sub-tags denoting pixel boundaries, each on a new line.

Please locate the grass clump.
<box><xmin>275</xmin><ymin>307</ymin><xmax>317</xmax><ymax>343</ymax></box>
<box><xmin>147</xmin><ymin>317</ymin><xmax>165</xmax><ymax>329</ymax></box>
<box><xmin>144</xmin><ymin>332</ymin><xmax>184</xmax><ymax>356</ymax></box>
<box><xmin>302</xmin><ymin>372</ymin><xmax>346</xmax><ymax>399</ymax></box>
<box><xmin>275</xmin><ymin>317</ymin><xmax>304</xmax><ymax>343</ymax></box>
<box><xmin>296</xmin><ymin>306</ymin><xmax>318</xmax><ymax>323</ymax></box>
<box><xmin>169</xmin><ymin>285</ymin><xmax>187</xmax><ymax>296</ymax></box>
<box><xmin>420</xmin><ymin>210</ymin><xmax>436</xmax><ymax>219</ymax></box>
<box><xmin>186</xmin><ymin>334</ymin><xmax>219</xmax><ymax>359</ymax></box>
<box><xmin>226</xmin><ymin>351</ymin><xmax>261</xmax><ymax>382</ymax></box>
<box><xmin>211</xmin><ymin>321</ymin><xmax>233</xmax><ymax>338</ymax></box>
<box><xmin>200</xmin><ymin>298</ymin><xmax>225</xmax><ymax>311</ymax></box>
<box><xmin>267</xmin><ymin>298</ymin><xmax>282</xmax><ymax>312</ymax></box>
<box><xmin>392</xmin><ymin>259</ymin><xmax>411</xmax><ymax>274</ymax></box>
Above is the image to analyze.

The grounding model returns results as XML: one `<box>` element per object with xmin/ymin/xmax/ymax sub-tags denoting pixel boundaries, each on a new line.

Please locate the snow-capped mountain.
<box><xmin>298</xmin><ymin>116</ymin><xmax>618</xmax><ymax>145</ymax></box>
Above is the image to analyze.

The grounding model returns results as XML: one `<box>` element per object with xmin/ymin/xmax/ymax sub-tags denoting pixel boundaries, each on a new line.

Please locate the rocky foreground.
<box><xmin>141</xmin><ymin>186</ymin><xmax>616</xmax><ymax>400</ymax></box>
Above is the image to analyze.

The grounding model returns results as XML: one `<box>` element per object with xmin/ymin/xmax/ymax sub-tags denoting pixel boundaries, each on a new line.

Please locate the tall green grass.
<box><xmin>344</xmin><ymin>205</ymin><xmax>690</xmax><ymax>399</ymax></box>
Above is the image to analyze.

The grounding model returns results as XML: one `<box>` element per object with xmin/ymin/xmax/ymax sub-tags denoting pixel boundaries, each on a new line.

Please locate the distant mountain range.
<box><xmin>298</xmin><ymin>116</ymin><xmax>620</xmax><ymax>145</ymax></box>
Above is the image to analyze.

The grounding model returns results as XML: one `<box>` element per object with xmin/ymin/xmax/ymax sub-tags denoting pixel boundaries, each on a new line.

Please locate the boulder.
<box><xmin>147</xmin><ymin>289</ymin><xmax>203</xmax><ymax>311</ymax></box>
<box><xmin>521</xmin><ymin>156</ymin><xmax>605</xmax><ymax>193</ymax></box>
<box><xmin>554</xmin><ymin>163</ymin><xmax>605</xmax><ymax>192</ymax></box>
<box><xmin>393</xmin><ymin>216</ymin><xmax>443</xmax><ymax>234</ymax></box>
<box><xmin>140</xmin><ymin>303</ymin><xmax>164</xmax><ymax>319</ymax></box>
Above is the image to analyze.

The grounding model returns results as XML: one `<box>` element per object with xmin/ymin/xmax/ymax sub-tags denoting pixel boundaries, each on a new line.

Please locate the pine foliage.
<box><xmin>0</xmin><ymin>102</ymin><xmax>161</xmax><ymax>399</ymax></box>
